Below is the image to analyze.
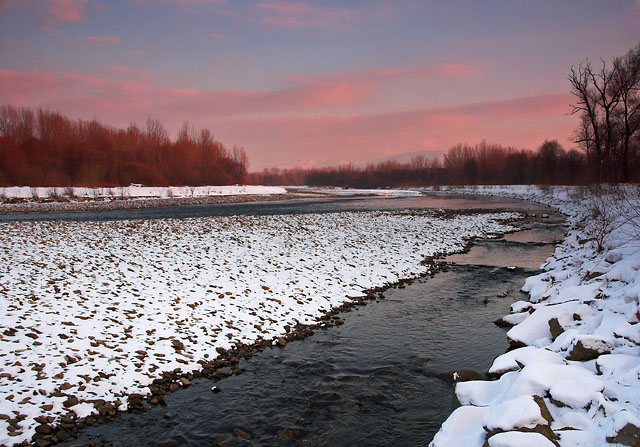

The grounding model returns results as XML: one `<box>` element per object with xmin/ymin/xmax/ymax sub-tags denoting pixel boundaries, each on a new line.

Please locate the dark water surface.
<box><xmin>56</xmin><ymin>217</ymin><xmax>562</xmax><ymax>447</ymax></box>
<box><xmin>0</xmin><ymin>193</ymin><xmax>556</xmax><ymax>222</ymax></box>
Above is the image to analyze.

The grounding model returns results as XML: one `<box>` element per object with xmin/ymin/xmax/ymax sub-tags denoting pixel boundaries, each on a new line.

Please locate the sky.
<box><xmin>0</xmin><ymin>0</ymin><xmax>639</xmax><ymax>171</ymax></box>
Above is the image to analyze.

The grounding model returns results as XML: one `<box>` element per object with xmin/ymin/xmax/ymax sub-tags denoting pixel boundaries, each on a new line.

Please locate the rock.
<box><xmin>213</xmin><ymin>434</ymin><xmax>234</xmax><ymax>445</ymax></box>
<box><xmin>216</xmin><ymin>347</ymin><xmax>226</xmax><ymax>355</ymax></box>
<box><xmin>169</xmin><ymin>383</ymin><xmax>179</xmax><ymax>392</ymax></box>
<box><xmin>533</xmin><ymin>395</ymin><xmax>554</xmax><ymax>425</ymax></box>
<box><xmin>211</xmin><ymin>386</ymin><xmax>222</xmax><ymax>393</ymax></box>
<box><xmin>277</xmin><ymin>428</ymin><xmax>302</xmax><ymax>439</ymax></box>
<box><xmin>493</xmin><ymin>317</ymin><xmax>513</xmax><ymax>328</ymax></box>
<box><xmin>35</xmin><ymin>424</ymin><xmax>52</xmax><ymax>434</ymax></box>
<box><xmin>35</xmin><ymin>438</ymin><xmax>52</xmax><ymax>447</ymax></box>
<box><xmin>171</xmin><ymin>339</ymin><xmax>185</xmax><ymax>351</ymax></box>
<box><xmin>341</xmin><ymin>401</ymin><xmax>358</xmax><ymax>410</ymax></box>
<box><xmin>40</xmin><ymin>404</ymin><xmax>54</xmax><ymax>411</ymax></box>
<box><xmin>548</xmin><ymin>318</ymin><xmax>564</xmax><ymax>341</ymax></box>
<box><xmin>63</xmin><ymin>396</ymin><xmax>78</xmax><ymax>408</ymax></box>
<box><xmin>179</xmin><ymin>377</ymin><xmax>190</xmax><ymax>387</ymax></box>
<box><xmin>232</xmin><ymin>428</ymin><xmax>252</xmax><ymax>439</ymax></box>
<box><xmin>156</xmin><ymin>441</ymin><xmax>179</xmax><ymax>447</ymax></box>
<box><xmin>438</xmin><ymin>369</ymin><xmax>484</xmax><ymax>384</ymax></box>
<box><xmin>56</xmin><ymin>429</ymin><xmax>68</xmax><ymax>441</ymax></box>
<box><xmin>567</xmin><ymin>339</ymin><xmax>611</xmax><ymax>361</ymax></box>
<box><xmin>607</xmin><ymin>423</ymin><xmax>640</xmax><ymax>446</ymax></box>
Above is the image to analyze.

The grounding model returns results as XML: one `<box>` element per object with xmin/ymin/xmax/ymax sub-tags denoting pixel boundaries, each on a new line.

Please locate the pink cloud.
<box><xmin>0</xmin><ymin>0</ymin><xmax>11</xmax><ymax>13</ymax></box>
<box><xmin>78</xmin><ymin>35</ymin><xmax>119</xmax><ymax>46</ymax></box>
<box><xmin>287</xmin><ymin>63</ymin><xmax>481</xmax><ymax>86</ymax></box>
<box><xmin>41</xmin><ymin>0</ymin><xmax>87</xmax><ymax>26</ymax></box>
<box><xmin>255</xmin><ymin>1</ymin><xmax>358</xmax><ymax>30</ymax></box>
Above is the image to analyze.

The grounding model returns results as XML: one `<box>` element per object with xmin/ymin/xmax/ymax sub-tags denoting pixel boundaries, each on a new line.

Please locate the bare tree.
<box><xmin>569</xmin><ymin>44</ymin><xmax>640</xmax><ymax>182</ymax></box>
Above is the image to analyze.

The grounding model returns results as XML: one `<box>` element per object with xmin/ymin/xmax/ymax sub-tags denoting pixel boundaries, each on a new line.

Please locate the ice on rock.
<box><xmin>456</xmin><ymin>372</ymin><xmax>518</xmax><ymax>406</ymax></box>
<box><xmin>549</xmin><ymin>378</ymin><xmax>604</xmax><ymax>409</ymax></box>
<box><xmin>487</xmin><ymin>431</ymin><xmax>556</xmax><ymax>447</ymax></box>
<box><xmin>482</xmin><ymin>395</ymin><xmax>547</xmax><ymax>432</ymax></box>
<box><xmin>506</xmin><ymin>302</ymin><xmax>583</xmax><ymax>347</ymax></box>
<box><xmin>501</xmin><ymin>312</ymin><xmax>529</xmax><ymax>326</ymax></box>
<box><xmin>489</xmin><ymin>347</ymin><xmax>566</xmax><ymax>375</ymax></box>
<box><xmin>429</xmin><ymin>406</ymin><xmax>489</xmax><ymax>447</ymax></box>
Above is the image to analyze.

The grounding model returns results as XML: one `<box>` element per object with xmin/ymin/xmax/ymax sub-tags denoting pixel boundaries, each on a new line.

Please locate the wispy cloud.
<box><xmin>254</xmin><ymin>1</ymin><xmax>359</xmax><ymax>30</ymax></box>
<box><xmin>0</xmin><ymin>62</ymin><xmax>482</xmax><ymax>119</ymax></box>
<box><xmin>78</xmin><ymin>34</ymin><xmax>119</xmax><ymax>46</ymax></box>
<box><xmin>41</xmin><ymin>0</ymin><xmax>88</xmax><ymax>27</ymax></box>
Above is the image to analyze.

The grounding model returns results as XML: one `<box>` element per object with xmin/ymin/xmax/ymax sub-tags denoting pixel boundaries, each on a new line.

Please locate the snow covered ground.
<box><xmin>288</xmin><ymin>186</ymin><xmax>422</xmax><ymax>197</ymax></box>
<box><xmin>426</xmin><ymin>186</ymin><xmax>640</xmax><ymax>447</ymax></box>
<box><xmin>0</xmin><ymin>207</ymin><xmax>519</xmax><ymax>446</ymax></box>
<box><xmin>0</xmin><ymin>185</ymin><xmax>286</xmax><ymax>201</ymax></box>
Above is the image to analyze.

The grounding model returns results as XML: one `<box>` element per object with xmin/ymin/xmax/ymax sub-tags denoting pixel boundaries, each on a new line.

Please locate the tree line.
<box><xmin>249</xmin><ymin>140</ymin><xmax>592</xmax><ymax>188</ymax></box>
<box><xmin>0</xmin><ymin>105</ymin><xmax>248</xmax><ymax>187</ymax></box>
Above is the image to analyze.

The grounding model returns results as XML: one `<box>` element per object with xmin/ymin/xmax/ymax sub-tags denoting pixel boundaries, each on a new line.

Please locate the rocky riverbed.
<box><xmin>0</xmin><ymin>207</ymin><xmax>521</xmax><ymax>446</ymax></box>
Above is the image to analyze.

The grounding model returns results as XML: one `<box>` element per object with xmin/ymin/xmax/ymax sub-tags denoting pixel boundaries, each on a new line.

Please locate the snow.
<box><xmin>290</xmin><ymin>186</ymin><xmax>421</xmax><ymax>197</ymax></box>
<box><xmin>0</xmin><ymin>185</ymin><xmax>286</xmax><ymax>200</ymax></box>
<box><xmin>0</xmin><ymin>207</ymin><xmax>519</xmax><ymax>446</ymax></box>
<box><xmin>481</xmin><ymin>395</ymin><xmax>547</xmax><ymax>431</ymax></box>
<box><xmin>427</xmin><ymin>185</ymin><xmax>640</xmax><ymax>447</ymax></box>
<box><xmin>487</xmin><ymin>431</ymin><xmax>557</xmax><ymax>447</ymax></box>
<box><xmin>429</xmin><ymin>405</ymin><xmax>489</xmax><ymax>447</ymax></box>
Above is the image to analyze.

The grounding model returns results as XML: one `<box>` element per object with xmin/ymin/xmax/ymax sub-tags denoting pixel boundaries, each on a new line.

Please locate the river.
<box><xmin>34</xmin><ymin>194</ymin><xmax>564</xmax><ymax>447</ymax></box>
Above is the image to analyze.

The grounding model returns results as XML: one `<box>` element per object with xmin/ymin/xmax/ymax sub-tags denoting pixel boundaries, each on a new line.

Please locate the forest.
<box><xmin>0</xmin><ymin>105</ymin><xmax>248</xmax><ymax>187</ymax></box>
<box><xmin>249</xmin><ymin>140</ymin><xmax>591</xmax><ymax>187</ymax></box>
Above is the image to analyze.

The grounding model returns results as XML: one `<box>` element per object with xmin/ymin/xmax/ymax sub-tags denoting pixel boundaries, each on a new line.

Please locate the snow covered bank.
<box><xmin>288</xmin><ymin>186</ymin><xmax>422</xmax><ymax>197</ymax></box>
<box><xmin>0</xmin><ymin>209</ymin><xmax>519</xmax><ymax>446</ymax></box>
<box><xmin>0</xmin><ymin>185</ymin><xmax>286</xmax><ymax>201</ymax></box>
<box><xmin>427</xmin><ymin>186</ymin><xmax>640</xmax><ymax>447</ymax></box>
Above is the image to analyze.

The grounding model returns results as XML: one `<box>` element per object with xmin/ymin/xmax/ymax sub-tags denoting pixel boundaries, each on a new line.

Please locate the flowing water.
<box><xmin>37</xmin><ymin>195</ymin><xmax>564</xmax><ymax>446</ymax></box>
<box><xmin>0</xmin><ymin>193</ymin><xmax>555</xmax><ymax>222</ymax></box>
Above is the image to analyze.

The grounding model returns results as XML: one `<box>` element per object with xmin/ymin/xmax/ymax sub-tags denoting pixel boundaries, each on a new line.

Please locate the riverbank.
<box><xmin>426</xmin><ymin>186</ymin><xmax>640</xmax><ymax>447</ymax></box>
<box><xmin>0</xmin><ymin>207</ymin><xmax>520</xmax><ymax>446</ymax></box>
<box><xmin>0</xmin><ymin>186</ymin><xmax>289</xmax><ymax>215</ymax></box>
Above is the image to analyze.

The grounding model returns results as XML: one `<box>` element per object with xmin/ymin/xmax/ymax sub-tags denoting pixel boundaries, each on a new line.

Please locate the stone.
<box><xmin>277</xmin><ymin>428</ymin><xmax>302</xmax><ymax>439</ymax></box>
<box><xmin>213</xmin><ymin>434</ymin><xmax>234</xmax><ymax>445</ymax></box>
<box><xmin>56</xmin><ymin>429</ymin><xmax>68</xmax><ymax>441</ymax></box>
<box><xmin>232</xmin><ymin>428</ymin><xmax>252</xmax><ymax>439</ymax></box>
<box><xmin>567</xmin><ymin>340</ymin><xmax>610</xmax><ymax>361</ymax></box>
<box><xmin>548</xmin><ymin>318</ymin><xmax>564</xmax><ymax>341</ymax></box>
<box><xmin>607</xmin><ymin>423</ymin><xmax>640</xmax><ymax>446</ymax></box>
<box><xmin>439</xmin><ymin>369</ymin><xmax>484</xmax><ymax>384</ymax></box>
<box><xmin>35</xmin><ymin>424</ymin><xmax>52</xmax><ymax>434</ymax></box>
<box><xmin>493</xmin><ymin>317</ymin><xmax>514</xmax><ymax>328</ymax></box>
<box><xmin>63</xmin><ymin>396</ymin><xmax>78</xmax><ymax>408</ymax></box>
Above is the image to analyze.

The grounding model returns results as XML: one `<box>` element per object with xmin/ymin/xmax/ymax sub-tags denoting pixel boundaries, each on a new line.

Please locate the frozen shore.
<box><xmin>0</xmin><ymin>206</ymin><xmax>519</xmax><ymax>446</ymax></box>
<box><xmin>425</xmin><ymin>186</ymin><xmax>640</xmax><ymax>447</ymax></box>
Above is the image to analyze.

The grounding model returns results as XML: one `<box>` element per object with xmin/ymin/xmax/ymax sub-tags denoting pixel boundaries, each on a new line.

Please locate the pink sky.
<box><xmin>1</xmin><ymin>0</ymin><xmax>638</xmax><ymax>170</ymax></box>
